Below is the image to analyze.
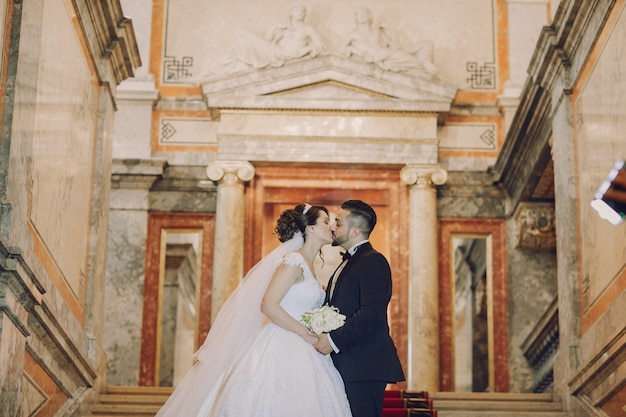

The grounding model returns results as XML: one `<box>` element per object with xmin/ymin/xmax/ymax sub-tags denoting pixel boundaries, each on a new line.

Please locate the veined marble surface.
<box><xmin>575</xmin><ymin>4</ymin><xmax>626</xmax><ymax>310</ymax></box>
<box><xmin>28</xmin><ymin>0</ymin><xmax>98</xmax><ymax>301</ymax></box>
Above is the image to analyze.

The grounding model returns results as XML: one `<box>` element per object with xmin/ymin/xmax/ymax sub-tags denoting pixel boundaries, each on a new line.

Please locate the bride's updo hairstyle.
<box><xmin>275</xmin><ymin>203</ymin><xmax>329</xmax><ymax>242</ymax></box>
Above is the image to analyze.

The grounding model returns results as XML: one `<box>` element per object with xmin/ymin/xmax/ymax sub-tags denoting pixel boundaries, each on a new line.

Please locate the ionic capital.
<box><xmin>206</xmin><ymin>161</ymin><xmax>255</xmax><ymax>184</ymax></box>
<box><xmin>400</xmin><ymin>165</ymin><xmax>448</xmax><ymax>188</ymax></box>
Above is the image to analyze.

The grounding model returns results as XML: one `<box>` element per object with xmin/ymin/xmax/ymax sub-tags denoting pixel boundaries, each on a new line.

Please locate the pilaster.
<box><xmin>105</xmin><ymin>159</ymin><xmax>166</xmax><ymax>385</ymax></box>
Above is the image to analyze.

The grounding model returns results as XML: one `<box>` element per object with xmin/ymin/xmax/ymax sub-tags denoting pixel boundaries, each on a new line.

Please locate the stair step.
<box><xmin>90</xmin><ymin>387</ymin><xmax>567</xmax><ymax>417</ymax></box>
<box><xmin>90</xmin><ymin>404</ymin><xmax>162</xmax><ymax>415</ymax></box>
<box><xmin>99</xmin><ymin>394</ymin><xmax>169</xmax><ymax>405</ymax></box>
<box><xmin>90</xmin><ymin>413</ymin><xmax>156</xmax><ymax>416</ymax></box>
<box><xmin>104</xmin><ymin>386</ymin><xmax>173</xmax><ymax>396</ymax></box>
<box><xmin>432</xmin><ymin>392</ymin><xmax>553</xmax><ymax>402</ymax></box>
<box><xmin>438</xmin><ymin>412</ymin><xmax>568</xmax><ymax>417</ymax></box>
<box><xmin>89</xmin><ymin>414</ymin><xmax>157</xmax><ymax>417</ymax></box>
<box><xmin>430</xmin><ymin>392</ymin><xmax>564</xmax><ymax>416</ymax></box>
<box><xmin>433</xmin><ymin>400</ymin><xmax>562</xmax><ymax>411</ymax></box>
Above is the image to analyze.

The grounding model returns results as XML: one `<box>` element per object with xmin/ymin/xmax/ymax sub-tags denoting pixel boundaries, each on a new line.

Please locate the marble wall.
<box><xmin>567</xmin><ymin>2</ymin><xmax>626</xmax><ymax>413</ymax></box>
<box><xmin>105</xmin><ymin>191</ymin><xmax>151</xmax><ymax>386</ymax></box>
<box><xmin>437</xmin><ymin>171</ymin><xmax>507</xmax><ymax>219</ymax></box>
<box><xmin>573</xmin><ymin>3</ymin><xmax>626</xmax><ymax>331</ymax></box>
<box><xmin>0</xmin><ymin>0</ymin><xmax>139</xmax><ymax>415</ymax></box>
<box><xmin>28</xmin><ymin>0</ymin><xmax>98</xmax><ymax>309</ymax></box>
<box><xmin>505</xmin><ymin>219</ymin><xmax>557</xmax><ymax>392</ymax></box>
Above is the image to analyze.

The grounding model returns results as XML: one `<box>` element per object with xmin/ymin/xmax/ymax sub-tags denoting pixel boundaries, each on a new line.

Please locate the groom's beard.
<box><xmin>332</xmin><ymin>231</ymin><xmax>349</xmax><ymax>247</ymax></box>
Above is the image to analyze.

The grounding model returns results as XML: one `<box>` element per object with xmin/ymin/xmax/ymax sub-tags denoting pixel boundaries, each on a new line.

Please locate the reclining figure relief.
<box><xmin>194</xmin><ymin>4</ymin><xmax>437</xmax><ymax>82</ymax></box>
<box><xmin>340</xmin><ymin>6</ymin><xmax>438</xmax><ymax>78</ymax></box>
<box><xmin>195</xmin><ymin>4</ymin><xmax>325</xmax><ymax>80</ymax></box>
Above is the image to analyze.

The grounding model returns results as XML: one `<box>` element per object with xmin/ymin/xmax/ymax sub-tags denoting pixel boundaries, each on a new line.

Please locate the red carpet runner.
<box><xmin>383</xmin><ymin>390</ymin><xmax>437</xmax><ymax>417</ymax></box>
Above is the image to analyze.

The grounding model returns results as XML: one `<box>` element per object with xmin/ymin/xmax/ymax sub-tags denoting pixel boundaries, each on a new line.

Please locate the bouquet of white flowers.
<box><xmin>301</xmin><ymin>305</ymin><xmax>346</xmax><ymax>334</ymax></box>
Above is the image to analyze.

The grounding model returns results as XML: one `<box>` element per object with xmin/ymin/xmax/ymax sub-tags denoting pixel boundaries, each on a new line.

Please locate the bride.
<box><xmin>155</xmin><ymin>203</ymin><xmax>352</xmax><ymax>417</ymax></box>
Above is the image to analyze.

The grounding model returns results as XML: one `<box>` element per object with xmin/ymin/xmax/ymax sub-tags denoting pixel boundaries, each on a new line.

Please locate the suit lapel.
<box><xmin>330</xmin><ymin>243</ymin><xmax>372</xmax><ymax>303</ymax></box>
<box><xmin>325</xmin><ymin>262</ymin><xmax>343</xmax><ymax>303</ymax></box>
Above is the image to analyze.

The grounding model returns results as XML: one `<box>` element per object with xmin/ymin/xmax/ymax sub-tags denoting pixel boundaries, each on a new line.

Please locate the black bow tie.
<box><xmin>341</xmin><ymin>251</ymin><xmax>352</xmax><ymax>261</ymax></box>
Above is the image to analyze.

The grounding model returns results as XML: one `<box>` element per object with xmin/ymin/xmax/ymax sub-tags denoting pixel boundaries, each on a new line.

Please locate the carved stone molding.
<box><xmin>81</xmin><ymin>1</ymin><xmax>141</xmax><ymax>84</ymax></box>
<box><xmin>521</xmin><ymin>296</ymin><xmax>559</xmax><ymax>392</ymax></box>
<box><xmin>400</xmin><ymin>164</ymin><xmax>448</xmax><ymax>188</ymax></box>
<box><xmin>0</xmin><ymin>244</ymin><xmax>45</xmax><ymax>334</ymax></box>
<box><xmin>569</xmin><ymin>325</ymin><xmax>626</xmax><ymax>414</ymax></box>
<box><xmin>513</xmin><ymin>202</ymin><xmax>556</xmax><ymax>250</ymax></box>
<box><xmin>200</xmin><ymin>54</ymin><xmax>458</xmax><ymax>114</ymax></box>
<box><xmin>206</xmin><ymin>160</ymin><xmax>255</xmax><ymax>184</ymax></box>
<box><xmin>111</xmin><ymin>159</ymin><xmax>168</xmax><ymax>189</ymax></box>
<box><xmin>216</xmin><ymin>133</ymin><xmax>439</xmax><ymax>166</ymax></box>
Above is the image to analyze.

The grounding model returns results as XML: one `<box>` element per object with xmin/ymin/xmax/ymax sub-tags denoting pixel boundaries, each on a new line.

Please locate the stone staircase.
<box><xmin>431</xmin><ymin>392</ymin><xmax>568</xmax><ymax>417</ymax></box>
<box><xmin>89</xmin><ymin>386</ymin><xmax>171</xmax><ymax>417</ymax></box>
<box><xmin>88</xmin><ymin>386</ymin><xmax>569</xmax><ymax>417</ymax></box>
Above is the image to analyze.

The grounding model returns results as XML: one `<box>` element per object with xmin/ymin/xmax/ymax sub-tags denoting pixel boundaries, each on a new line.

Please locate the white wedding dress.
<box><xmin>155</xmin><ymin>251</ymin><xmax>353</xmax><ymax>417</ymax></box>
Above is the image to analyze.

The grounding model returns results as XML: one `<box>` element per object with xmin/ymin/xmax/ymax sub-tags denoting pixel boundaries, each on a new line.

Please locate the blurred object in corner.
<box><xmin>591</xmin><ymin>159</ymin><xmax>626</xmax><ymax>225</ymax></box>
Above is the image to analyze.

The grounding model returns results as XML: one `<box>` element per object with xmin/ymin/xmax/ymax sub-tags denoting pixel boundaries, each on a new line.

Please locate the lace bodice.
<box><xmin>276</xmin><ymin>252</ymin><xmax>325</xmax><ymax>320</ymax></box>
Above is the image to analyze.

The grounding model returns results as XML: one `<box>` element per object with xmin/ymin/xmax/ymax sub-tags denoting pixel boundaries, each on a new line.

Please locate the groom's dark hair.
<box><xmin>342</xmin><ymin>200</ymin><xmax>377</xmax><ymax>237</ymax></box>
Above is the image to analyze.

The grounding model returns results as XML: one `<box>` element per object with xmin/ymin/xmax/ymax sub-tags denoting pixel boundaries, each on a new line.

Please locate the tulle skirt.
<box><xmin>156</xmin><ymin>323</ymin><xmax>352</xmax><ymax>417</ymax></box>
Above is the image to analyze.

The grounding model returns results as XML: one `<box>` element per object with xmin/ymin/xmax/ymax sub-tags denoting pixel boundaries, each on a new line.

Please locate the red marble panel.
<box><xmin>29</xmin><ymin>222</ymin><xmax>85</xmax><ymax>326</ymax></box>
<box><xmin>600</xmin><ymin>384</ymin><xmax>626</xmax><ymax>416</ymax></box>
<box><xmin>139</xmin><ymin>213</ymin><xmax>215</xmax><ymax>386</ymax></box>
<box><xmin>23</xmin><ymin>351</ymin><xmax>68</xmax><ymax>417</ymax></box>
<box><xmin>438</xmin><ymin>219</ymin><xmax>509</xmax><ymax>392</ymax></box>
<box><xmin>580</xmin><ymin>269</ymin><xmax>626</xmax><ymax>333</ymax></box>
<box><xmin>247</xmin><ymin>166</ymin><xmax>409</xmax><ymax>389</ymax></box>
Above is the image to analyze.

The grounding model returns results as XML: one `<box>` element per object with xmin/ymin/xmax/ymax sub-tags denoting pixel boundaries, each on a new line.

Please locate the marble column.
<box><xmin>400</xmin><ymin>164</ymin><xmax>448</xmax><ymax>391</ymax></box>
<box><xmin>206</xmin><ymin>160</ymin><xmax>255</xmax><ymax>322</ymax></box>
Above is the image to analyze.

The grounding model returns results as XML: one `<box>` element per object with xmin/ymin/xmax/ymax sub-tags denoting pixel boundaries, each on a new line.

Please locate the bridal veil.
<box><xmin>155</xmin><ymin>232</ymin><xmax>304</xmax><ymax>417</ymax></box>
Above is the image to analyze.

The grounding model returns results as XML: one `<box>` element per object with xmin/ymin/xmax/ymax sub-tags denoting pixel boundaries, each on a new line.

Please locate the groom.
<box><xmin>314</xmin><ymin>200</ymin><xmax>405</xmax><ymax>417</ymax></box>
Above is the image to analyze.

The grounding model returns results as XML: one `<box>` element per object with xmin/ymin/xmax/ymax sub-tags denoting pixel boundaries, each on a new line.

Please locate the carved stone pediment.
<box><xmin>199</xmin><ymin>54</ymin><xmax>458</xmax><ymax>118</ymax></box>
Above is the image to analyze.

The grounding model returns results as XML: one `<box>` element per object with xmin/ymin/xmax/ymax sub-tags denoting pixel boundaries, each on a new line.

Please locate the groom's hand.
<box><xmin>314</xmin><ymin>334</ymin><xmax>333</xmax><ymax>355</ymax></box>
<box><xmin>303</xmin><ymin>331</ymin><xmax>319</xmax><ymax>345</ymax></box>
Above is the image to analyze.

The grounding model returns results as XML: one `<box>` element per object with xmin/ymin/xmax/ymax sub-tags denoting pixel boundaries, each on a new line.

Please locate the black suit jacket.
<box><xmin>325</xmin><ymin>242</ymin><xmax>405</xmax><ymax>383</ymax></box>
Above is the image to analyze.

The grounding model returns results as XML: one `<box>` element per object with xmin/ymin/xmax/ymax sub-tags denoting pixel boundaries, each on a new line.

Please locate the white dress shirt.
<box><xmin>327</xmin><ymin>240</ymin><xmax>368</xmax><ymax>353</ymax></box>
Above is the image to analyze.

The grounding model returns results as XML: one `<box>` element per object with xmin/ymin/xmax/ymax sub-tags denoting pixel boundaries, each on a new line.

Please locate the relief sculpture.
<box><xmin>194</xmin><ymin>4</ymin><xmax>439</xmax><ymax>82</ymax></box>
<box><xmin>340</xmin><ymin>7</ymin><xmax>438</xmax><ymax>78</ymax></box>
<box><xmin>195</xmin><ymin>4</ymin><xmax>325</xmax><ymax>81</ymax></box>
<box><xmin>513</xmin><ymin>203</ymin><xmax>557</xmax><ymax>250</ymax></box>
